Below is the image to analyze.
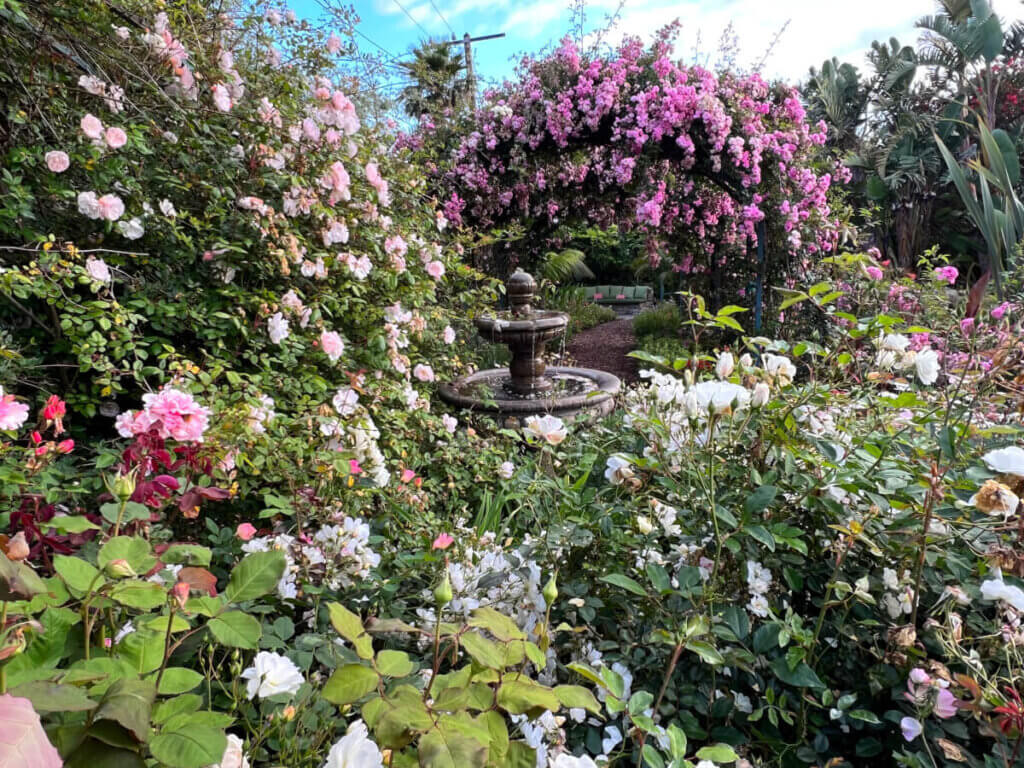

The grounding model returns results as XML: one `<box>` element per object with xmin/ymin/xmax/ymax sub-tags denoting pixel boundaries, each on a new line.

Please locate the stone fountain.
<box><xmin>439</xmin><ymin>270</ymin><xmax>621</xmax><ymax>426</ymax></box>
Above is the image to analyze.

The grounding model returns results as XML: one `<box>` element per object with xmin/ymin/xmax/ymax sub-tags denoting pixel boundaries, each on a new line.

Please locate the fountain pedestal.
<box><xmin>439</xmin><ymin>270</ymin><xmax>621</xmax><ymax>426</ymax></box>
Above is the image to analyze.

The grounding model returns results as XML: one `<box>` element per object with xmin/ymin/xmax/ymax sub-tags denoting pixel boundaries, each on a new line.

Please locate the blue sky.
<box><xmin>295</xmin><ymin>0</ymin><xmax>1024</xmax><ymax>88</ymax></box>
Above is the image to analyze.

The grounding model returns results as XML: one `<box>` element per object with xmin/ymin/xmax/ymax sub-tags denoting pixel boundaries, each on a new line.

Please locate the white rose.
<box><xmin>914</xmin><ymin>347</ymin><xmax>940</xmax><ymax>385</ymax></box>
<box><xmin>240</xmin><ymin>651</ymin><xmax>304</xmax><ymax>699</ymax></box>
<box><xmin>715</xmin><ymin>351</ymin><xmax>734</xmax><ymax>379</ymax></box>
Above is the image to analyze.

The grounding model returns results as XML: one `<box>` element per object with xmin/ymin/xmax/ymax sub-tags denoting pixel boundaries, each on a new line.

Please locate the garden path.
<box><xmin>566</xmin><ymin>318</ymin><xmax>639</xmax><ymax>384</ymax></box>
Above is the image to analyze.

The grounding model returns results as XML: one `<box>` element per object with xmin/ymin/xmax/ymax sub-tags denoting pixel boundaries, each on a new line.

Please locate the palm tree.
<box><xmin>398</xmin><ymin>40</ymin><xmax>467</xmax><ymax>119</ymax></box>
<box><xmin>916</xmin><ymin>0</ymin><xmax>1005</xmax><ymax>124</ymax></box>
<box><xmin>804</xmin><ymin>58</ymin><xmax>868</xmax><ymax>153</ymax></box>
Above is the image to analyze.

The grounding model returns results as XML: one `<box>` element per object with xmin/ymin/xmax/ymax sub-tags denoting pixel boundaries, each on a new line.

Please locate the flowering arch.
<box><xmin>432</xmin><ymin>30</ymin><xmax>847</xmax><ymax>308</ymax></box>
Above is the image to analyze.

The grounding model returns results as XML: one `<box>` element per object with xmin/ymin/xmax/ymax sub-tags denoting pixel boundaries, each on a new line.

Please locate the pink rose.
<box><xmin>992</xmin><ymin>301</ymin><xmax>1011</xmax><ymax>320</ymax></box>
<box><xmin>104</xmin><ymin>126</ymin><xmax>127</xmax><ymax>149</ymax></box>
<box><xmin>45</xmin><ymin>150</ymin><xmax>70</xmax><ymax>173</ymax></box>
<box><xmin>96</xmin><ymin>194</ymin><xmax>125</xmax><ymax>221</ymax></box>
<box><xmin>432</xmin><ymin>532</ymin><xmax>455</xmax><ymax>550</ymax></box>
<box><xmin>320</xmin><ymin>330</ymin><xmax>345</xmax><ymax>362</ymax></box>
<box><xmin>80</xmin><ymin>113</ymin><xmax>103</xmax><ymax>140</ymax></box>
<box><xmin>236</xmin><ymin>523</ymin><xmax>257</xmax><ymax>541</ymax></box>
<box><xmin>426</xmin><ymin>260</ymin><xmax>445</xmax><ymax>279</ymax></box>
<box><xmin>212</xmin><ymin>83</ymin><xmax>232</xmax><ymax>112</ymax></box>
<box><xmin>865</xmin><ymin>266</ymin><xmax>883</xmax><ymax>280</ymax></box>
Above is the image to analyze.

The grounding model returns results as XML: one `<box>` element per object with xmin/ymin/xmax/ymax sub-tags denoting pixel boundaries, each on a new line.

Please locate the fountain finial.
<box><xmin>507</xmin><ymin>269</ymin><xmax>536</xmax><ymax>317</ymax></box>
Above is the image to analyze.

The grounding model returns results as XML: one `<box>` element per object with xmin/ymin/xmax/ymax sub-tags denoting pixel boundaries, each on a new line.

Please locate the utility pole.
<box><xmin>463</xmin><ymin>33</ymin><xmax>476</xmax><ymax>111</ymax></box>
<box><xmin>442</xmin><ymin>33</ymin><xmax>504</xmax><ymax>112</ymax></box>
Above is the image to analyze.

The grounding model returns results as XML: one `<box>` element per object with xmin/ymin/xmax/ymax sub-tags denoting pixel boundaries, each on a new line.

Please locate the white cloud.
<box><xmin>365</xmin><ymin>0</ymin><xmax>1024</xmax><ymax>83</ymax></box>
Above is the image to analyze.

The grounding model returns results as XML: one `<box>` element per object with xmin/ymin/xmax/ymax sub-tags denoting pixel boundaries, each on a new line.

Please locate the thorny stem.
<box><xmin>155</xmin><ymin>601</ymin><xmax>177</xmax><ymax>690</ymax></box>
<box><xmin>909</xmin><ymin>466</ymin><xmax>942</xmax><ymax>629</ymax></box>
<box><xmin>112</xmin><ymin>498</ymin><xmax>128</xmax><ymax>537</ymax></box>
<box><xmin>634</xmin><ymin>641</ymin><xmax>686</xmax><ymax>768</ymax></box>
<box><xmin>0</xmin><ymin>601</ymin><xmax>7</xmax><ymax>694</ymax></box>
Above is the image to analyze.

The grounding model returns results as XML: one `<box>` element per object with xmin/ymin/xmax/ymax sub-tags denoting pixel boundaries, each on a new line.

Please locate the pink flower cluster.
<box><xmin>431</xmin><ymin>32</ymin><xmax>839</xmax><ymax>276</ymax></box>
<box><xmin>0</xmin><ymin>388</ymin><xmax>30</xmax><ymax>431</ymax></box>
<box><xmin>116</xmin><ymin>387</ymin><xmax>211</xmax><ymax>443</ymax></box>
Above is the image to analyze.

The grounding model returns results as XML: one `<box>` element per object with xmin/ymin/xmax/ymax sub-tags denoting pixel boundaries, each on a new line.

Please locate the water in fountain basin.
<box><xmin>447</xmin><ymin>371</ymin><xmax>598</xmax><ymax>402</ymax></box>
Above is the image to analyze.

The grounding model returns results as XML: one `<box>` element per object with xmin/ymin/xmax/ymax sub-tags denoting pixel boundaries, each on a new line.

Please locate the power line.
<box><xmin>352</xmin><ymin>27</ymin><xmax>399</xmax><ymax>61</ymax></box>
<box><xmin>391</xmin><ymin>0</ymin><xmax>431</xmax><ymax>38</ymax></box>
<box><xmin>427</xmin><ymin>0</ymin><xmax>456</xmax><ymax>38</ymax></box>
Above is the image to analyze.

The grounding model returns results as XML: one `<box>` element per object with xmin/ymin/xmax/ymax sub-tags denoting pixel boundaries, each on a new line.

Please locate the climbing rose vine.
<box><xmin>425</xmin><ymin>27</ymin><xmax>846</xmax><ymax>292</ymax></box>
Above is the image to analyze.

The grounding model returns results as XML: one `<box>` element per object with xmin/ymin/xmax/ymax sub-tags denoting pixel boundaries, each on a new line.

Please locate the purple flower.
<box><xmin>900</xmin><ymin>716</ymin><xmax>922</xmax><ymax>742</ymax></box>
<box><xmin>933</xmin><ymin>688</ymin><xmax>958</xmax><ymax>719</ymax></box>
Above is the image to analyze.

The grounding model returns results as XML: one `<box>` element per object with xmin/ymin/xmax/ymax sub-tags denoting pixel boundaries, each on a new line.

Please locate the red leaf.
<box><xmin>176</xmin><ymin>567</ymin><xmax>218</xmax><ymax>597</ymax></box>
<box><xmin>964</xmin><ymin>271</ymin><xmax>991</xmax><ymax>319</ymax></box>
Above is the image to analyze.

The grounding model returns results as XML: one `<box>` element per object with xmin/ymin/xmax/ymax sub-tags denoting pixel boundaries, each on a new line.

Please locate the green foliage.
<box><xmin>545</xmin><ymin>287</ymin><xmax>617</xmax><ymax>338</ymax></box>
<box><xmin>936</xmin><ymin>113</ymin><xmax>1024</xmax><ymax>297</ymax></box>
<box><xmin>632</xmin><ymin>303</ymin><xmax>681</xmax><ymax>339</ymax></box>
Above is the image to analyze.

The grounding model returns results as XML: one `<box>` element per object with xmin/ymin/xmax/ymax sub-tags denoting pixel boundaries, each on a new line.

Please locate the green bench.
<box><xmin>582</xmin><ymin>285</ymin><xmax>654</xmax><ymax>306</ymax></box>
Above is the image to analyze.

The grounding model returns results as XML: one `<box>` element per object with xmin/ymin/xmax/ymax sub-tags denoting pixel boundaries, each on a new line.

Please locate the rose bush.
<box><xmin>413</xmin><ymin>26</ymin><xmax>847</xmax><ymax>312</ymax></box>
<box><xmin>0</xmin><ymin>0</ymin><xmax>497</xmax><ymax>522</ymax></box>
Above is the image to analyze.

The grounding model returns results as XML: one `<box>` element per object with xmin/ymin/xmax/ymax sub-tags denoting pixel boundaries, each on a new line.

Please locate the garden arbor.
<box><xmin>431</xmin><ymin>31</ymin><xmax>844</xmax><ymax>318</ymax></box>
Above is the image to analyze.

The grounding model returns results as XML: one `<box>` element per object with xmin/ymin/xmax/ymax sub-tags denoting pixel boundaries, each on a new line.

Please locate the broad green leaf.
<box><xmin>110</xmin><ymin>580</ymin><xmax>166</xmax><ymax>610</ymax></box>
<box><xmin>160</xmin><ymin>545</ymin><xmax>212</xmax><ymax>567</ymax></box>
<box><xmin>848</xmin><ymin>709</ymin><xmax>881</xmax><ymax>724</ymax></box>
<box><xmin>154</xmin><ymin>668</ymin><xmax>203</xmax><ymax>695</ymax></box>
<box><xmin>63</xmin><ymin>738</ymin><xmax>145</xmax><ymax>768</ymax></box>
<box><xmin>642</xmin><ymin>743</ymin><xmax>666</xmax><ymax>768</ymax></box>
<box><xmin>8</xmin><ymin>681</ymin><xmax>96</xmax><ymax>713</ymax></box>
<box><xmin>744</xmin><ymin>485</ymin><xmax>777</xmax><ymax>514</ymax></box>
<box><xmin>322</xmin><ymin>664</ymin><xmax>379</xmax><ymax>706</ymax></box>
<box><xmin>153</xmin><ymin>695</ymin><xmax>202</xmax><ymax>725</ymax></box>
<box><xmin>496</xmin><ymin>678</ymin><xmax>560</xmax><ymax>715</ymax></box>
<box><xmin>207</xmin><ymin>611</ymin><xmax>261</xmax><ymax>650</ymax></box>
<box><xmin>553</xmin><ymin>685</ymin><xmax>602</xmax><ymax>715</ymax></box>
<box><xmin>376</xmin><ymin>650</ymin><xmax>415</xmax><ymax>677</ymax></box>
<box><xmin>770</xmin><ymin>657</ymin><xmax>825</xmax><ymax>688</ymax></box>
<box><xmin>94</xmin><ymin>678</ymin><xmax>156</xmax><ymax>743</ymax></box>
<box><xmin>460</xmin><ymin>631</ymin><xmax>505</xmax><ymax>669</ymax></box>
<box><xmin>418</xmin><ymin>725</ymin><xmax>488</xmax><ymax>768</ymax></box>
<box><xmin>688</xmin><ymin>640</ymin><xmax>725</xmax><ymax>665</ymax></box>
<box><xmin>566</xmin><ymin>663</ymin><xmax>608</xmax><ymax>690</ymax></box>
<box><xmin>150</xmin><ymin>726</ymin><xmax>227</xmax><ymax>768</ymax></box>
<box><xmin>745</xmin><ymin>525</ymin><xmax>775</xmax><ymax>552</ymax></box>
<box><xmin>696</xmin><ymin>743</ymin><xmax>739</xmax><ymax>762</ymax></box>
<box><xmin>468</xmin><ymin>607</ymin><xmax>525</xmax><ymax>641</ymax></box>
<box><xmin>53</xmin><ymin>555</ymin><xmax>104</xmax><ymax>594</ymax></box>
<box><xmin>599</xmin><ymin>573</ymin><xmax>647</xmax><ymax>597</ymax></box>
<box><xmin>225</xmin><ymin>550</ymin><xmax>286</xmax><ymax>603</ymax></box>
<box><xmin>479</xmin><ymin>710</ymin><xmax>509</xmax><ymax>763</ymax></box>
<box><xmin>98</xmin><ymin>537</ymin><xmax>156</xmax><ymax>574</ymax></box>
<box><xmin>328</xmin><ymin>603</ymin><xmax>373</xmax><ymax>659</ymax></box>
<box><xmin>117</xmin><ymin>629</ymin><xmax>166</xmax><ymax>675</ymax></box>
<box><xmin>43</xmin><ymin>516</ymin><xmax>101</xmax><ymax>534</ymax></box>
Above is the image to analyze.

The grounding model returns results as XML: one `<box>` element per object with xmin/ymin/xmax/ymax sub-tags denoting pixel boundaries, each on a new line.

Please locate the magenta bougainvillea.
<box><xmin>429</xmin><ymin>28</ymin><xmax>848</xmax><ymax>294</ymax></box>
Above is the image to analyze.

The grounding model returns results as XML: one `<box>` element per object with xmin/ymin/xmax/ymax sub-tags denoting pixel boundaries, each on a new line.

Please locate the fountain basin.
<box><xmin>439</xmin><ymin>365</ymin><xmax>620</xmax><ymax>428</ymax></box>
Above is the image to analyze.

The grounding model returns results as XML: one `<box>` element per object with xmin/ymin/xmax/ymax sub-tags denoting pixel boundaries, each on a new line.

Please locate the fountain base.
<box><xmin>439</xmin><ymin>366</ymin><xmax>621</xmax><ymax>428</ymax></box>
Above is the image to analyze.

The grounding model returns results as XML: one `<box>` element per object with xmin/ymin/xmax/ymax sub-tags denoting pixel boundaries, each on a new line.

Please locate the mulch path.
<box><xmin>566</xmin><ymin>318</ymin><xmax>639</xmax><ymax>384</ymax></box>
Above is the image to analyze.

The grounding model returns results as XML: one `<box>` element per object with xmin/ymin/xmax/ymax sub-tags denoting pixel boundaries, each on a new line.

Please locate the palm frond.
<box><xmin>539</xmin><ymin>249</ymin><xmax>595</xmax><ymax>283</ymax></box>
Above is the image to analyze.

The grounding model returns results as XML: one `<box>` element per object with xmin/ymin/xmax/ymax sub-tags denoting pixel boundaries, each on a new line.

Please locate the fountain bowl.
<box><xmin>439</xmin><ymin>269</ymin><xmax>622</xmax><ymax>426</ymax></box>
<box><xmin>438</xmin><ymin>366</ymin><xmax>620</xmax><ymax>428</ymax></box>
